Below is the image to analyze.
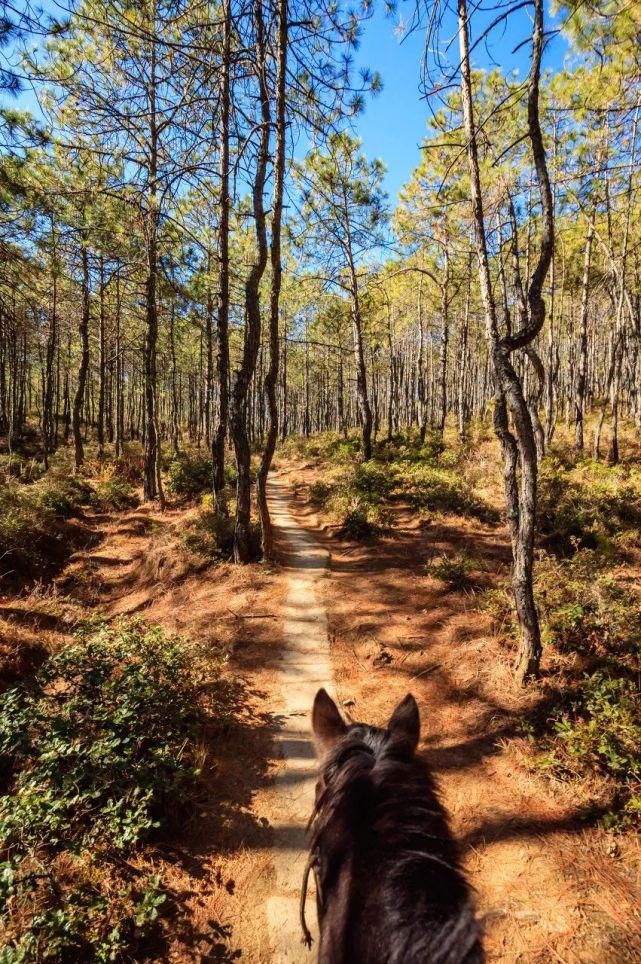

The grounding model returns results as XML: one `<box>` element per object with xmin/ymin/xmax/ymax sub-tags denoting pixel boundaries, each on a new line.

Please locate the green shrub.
<box><xmin>349</xmin><ymin>462</ymin><xmax>395</xmax><ymax>503</ymax></box>
<box><xmin>375</xmin><ymin>430</ymin><xmax>445</xmax><ymax>465</ymax></box>
<box><xmin>0</xmin><ymin>621</ymin><xmax>200</xmax><ymax>851</ymax></box>
<box><xmin>537</xmin><ymin>672</ymin><xmax>641</xmax><ymax>830</ymax></box>
<box><xmin>309</xmin><ymin>479</ymin><xmax>334</xmax><ymax>504</ymax></box>
<box><xmin>0</xmin><ymin>476</ymin><xmax>93</xmax><ymax>583</ymax></box>
<box><xmin>487</xmin><ymin>549</ymin><xmax>641</xmax><ymax>829</ymax></box>
<box><xmin>0</xmin><ymin>620</ymin><xmax>216</xmax><ymax>960</ymax></box>
<box><xmin>32</xmin><ymin>476</ymin><xmax>92</xmax><ymax>518</ymax></box>
<box><xmin>538</xmin><ymin>458</ymin><xmax>641</xmax><ymax>554</ymax></box>
<box><xmin>427</xmin><ymin>551</ymin><xmax>478</xmax><ymax>589</ymax></box>
<box><xmin>182</xmin><ymin>508</ymin><xmax>260</xmax><ymax>561</ymax></box>
<box><xmin>166</xmin><ymin>455</ymin><xmax>213</xmax><ymax>497</ymax></box>
<box><xmin>337</xmin><ymin>505</ymin><xmax>378</xmax><ymax>540</ymax></box>
<box><xmin>536</xmin><ymin>550</ymin><xmax>641</xmax><ymax>657</ymax></box>
<box><xmin>91</xmin><ymin>477</ymin><xmax>137</xmax><ymax>510</ymax></box>
<box><xmin>280</xmin><ymin>431</ymin><xmax>362</xmax><ymax>463</ymax></box>
<box><xmin>398</xmin><ymin>463</ymin><xmax>497</xmax><ymax>522</ymax></box>
<box><xmin>335</xmin><ymin>498</ymin><xmax>391</xmax><ymax>540</ymax></box>
<box><xmin>0</xmin><ymin>456</ymin><xmax>45</xmax><ymax>485</ymax></box>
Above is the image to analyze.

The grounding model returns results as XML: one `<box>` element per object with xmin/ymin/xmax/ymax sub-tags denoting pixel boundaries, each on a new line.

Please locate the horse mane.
<box><xmin>309</xmin><ymin>722</ymin><xmax>484</xmax><ymax>964</ymax></box>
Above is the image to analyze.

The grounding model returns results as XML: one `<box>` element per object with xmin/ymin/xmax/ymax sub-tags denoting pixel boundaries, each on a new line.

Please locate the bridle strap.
<box><xmin>300</xmin><ymin>850</ymin><xmax>322</xmax><ymax>949</ymax></box>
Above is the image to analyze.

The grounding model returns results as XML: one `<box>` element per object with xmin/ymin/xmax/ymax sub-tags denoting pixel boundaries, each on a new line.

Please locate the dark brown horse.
<box><xmin>303</xmin><ymin>689</ymin><xmax>484</xmax><ymax>963</ymax></box>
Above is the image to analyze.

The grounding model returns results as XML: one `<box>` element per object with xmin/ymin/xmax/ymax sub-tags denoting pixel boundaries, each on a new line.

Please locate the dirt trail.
<box><xmin>263</xmin><ymin>476</ymin><xmax>332</xmax><ymax>961</ymax></box>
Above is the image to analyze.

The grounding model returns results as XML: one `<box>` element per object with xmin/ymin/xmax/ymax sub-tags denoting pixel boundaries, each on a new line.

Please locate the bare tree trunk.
<box><xmin>575</xmin><ymin>211</ymin><xmax>595</xmax><ymax>453</ymax></box>
<box><xmin>257</xmin><ymin>0</ymin><xmax>287</xmax><ymax>561</ymax></box>
<box><xmin>213</xmin><ymin>0</ymin><xmax>231</xmax><ymax>501</ymax></box>
<box><xmin>230</xmin><ymin>0</ymin><xmax>270</xmax><ymax>562</ymax></box>
<box><xmin>458</xmin><ymin>254</ymin><xmax>471</xmax><ymax>440</ymax></box>
<box><xmin>73</xmin><ymin>235</ymin><xmax>90</xmax><ymax>470</ymax></box>
<box><xmin>43</xmin><ymin>219</ymin><xmax>58</xmax><ymax>468</ymax></box>
<box><xmin>457</xmin><ymin>0</ymin><xmax>553</xmax><ymax>683</ymax></box>
<box><xmin>143</xmin><ymin>26</ymin><xmax>164</xmax><ymax>507</ymax></box>
<box><xmin>437</xmin><ymin>247</ymin><xmax>450</xmax><ymax>437</ymax></box>
<box><xmin>97</xmin><ymin>255</ymin><xmax>106</xmax><ymax>457</ymax></box>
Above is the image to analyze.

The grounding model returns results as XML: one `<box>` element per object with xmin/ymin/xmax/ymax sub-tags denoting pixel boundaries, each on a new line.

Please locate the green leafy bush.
<box><xmin>334</xmin><ymin>497</ymin><xmax>391</xmax><ymax>540</ymax></box>
<box><xmin>166</xmin><ymin>454</ymin><xmax>213</xmax><ymax>497</ymax></box>
<box><xmin>182</xmin><ymin>508</ymin><xmax>260</xmax><ymax>561</ymax></box>
<box><xmin>0</xmin><ymin>620</ymin><xmax>208</xmax><ymax>960</ymax></box>
<box><xmin>309</xmin><ymin>479</ymin><xmax>334</xmax><ymax>504</ymax></box>
<box><xmin>91</xmin><ymin>477</ymin><xmax>137</xmax><ymax>510</ymax></box>
<box><xmin>487</xmin><ymin>549</ymin><xmax>641</xmax><ymax>829</ymax></box>
<box><xmin>32</xmin><ymin>476</ymin><xmax>92</xmax><ymax>518</ymax></box>
<box><xmin>182</xmin><ymin>508</ymin><xmax>235</xmax><ymax>560</ymax></box>
<box><xmin>537</xmin><ymin>672</ymin><xmax>641</xmax><ymax>830</ymax></box>
<box><xmin>535</xmin><ymin>550</ymin><xmax>641</xmax><ymax>657</ymax></box>
<box><xmin>0</xmin><ymin>476</ymin><xmax>93</xmax><ymax>583</ymax></box>
<box><xmin>538</xmin><ymin>458</ymin><xmax>641</xmax><ymax>554</ymax></box>
<box><xmin>280</xmin><ymin>431</ymin><xmax>362</xmax><ymax>463</ymax></box>
<box><xmin>337</xmin><ymin>505</ymin><xmax>380</xmax><ymax>540</ymax></box>
<box><xmin>0</xmin><ymin>456</ymin><xmax>45</xmax><ymax>485</ymax></box>
<box><xmin>427</xmin><ymin>551</ymin><xmax>478</xmax><ymax>589</ymax></box>
<box><xmin>398</xmin><ymin>463</ymin><xmax>497</xmax><ymax>522</ymax></box>
<box><xmin>349</xmin><ymin>462</ymin><xmax>395</xmax><ymax>502</ymax></box>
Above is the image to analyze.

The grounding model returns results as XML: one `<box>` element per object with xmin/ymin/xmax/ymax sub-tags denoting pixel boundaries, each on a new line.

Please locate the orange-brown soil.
<box><xmin>2</xmin><ymin>470</ymin><xmax>640</xmax><ymax>962</ymax></box>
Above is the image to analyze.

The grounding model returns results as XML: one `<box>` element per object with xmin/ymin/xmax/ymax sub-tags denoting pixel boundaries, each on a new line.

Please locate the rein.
<box><xmin>300</xmin><ymin>848</ymin><xmax>322</xmax><ymax>949</ymax></box>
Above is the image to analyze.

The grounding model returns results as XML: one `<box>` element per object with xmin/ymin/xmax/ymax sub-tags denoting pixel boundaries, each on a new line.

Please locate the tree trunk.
<box><xmin>213</xmin><ymin>0</ymin><xmax>231</xmax><ymax>501</ymax></box>
<box><xmin>575</xmin><ymin>212</ymin><xmax>595</xmax><ymax>453</ymax></box>
<box><xmin>229</xmin><ymin>0</ymin><xmax>270</xmax><ymax>562</ymax></box>
<box><xmin>143</xmin><ymin>25</ymin><xmax>164</xmax><ymax>506</ymax></box>
<box><xmin>73</xmin><ymin>236</ymin><xmax>90</xmax><ymax>470</ymax></box>
<box><xmin>257</xmin><ymin>0</ymin><xmax>287</xmax><ymax>561</ymax></box>
<box><xmin>457</xmin><ymin>0</ymin><xmax>552</xmax><ymax>683</ymax></box>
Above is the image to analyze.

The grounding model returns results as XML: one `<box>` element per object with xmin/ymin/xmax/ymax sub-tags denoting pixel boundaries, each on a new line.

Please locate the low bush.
<box><xmin>349</xmin><ymin>462</ymin><xmax>395</xmax><ymax>502</ymax></box>
<box><xmin>181</xmin><ymin>507</ymin><xmax>261</xmax><ymax>561</ymax></box>
<box><xmin>166</xmin><ymin>454</ymin><xmax>213</xmax><ymax>497</ymax></box>
<box><xmin>398</xmin><ymin>463</ymin><xmax>498</xmax><ymax>523</ymax></box>
<box><xmin>376</xmin><ymin>429</ymin><xmax>446</xmax><ymax>466</ymax></box>
<box><xmin>182</xmin><ymin>508</ymin><xmax>235</xmax><ymax>560</ymax></box>
<box><xmin>427</xmin><ymin>551</ymin><xmax>478</xmax><ymax>589</ymax></box>
<box><xmin>0</xmin><ymin>476</ymin><xmax>94</xmax><ymax>584</ymax></box>
<box><xmin>487</xmin><ymin>549</ymin><xmax>641</xmax><ymax>828</ymax></box>
<box><xmin>0</xmin><ymin>456</ymin><xmax>45</xmax><ymax>485</ymax></box>
<box><xmin>536</xmin><ymin>672</ymin><xmax>641</xmax><ymax>830</ymax></box>
<box><xmin>91</xmin><ymin>476</ymin><xmax>137</xmax><ymax>510</ymax></box>
<box><xmin>309</xmin><ymin>479</ymin><xmax>334</xmax><ymax>504</ymax></box>
<box><xmin>538</xmin><ymin>458</ymin><xmax>641</xmax><ymax>554</ymax></box>
<box><xmin>336</xmin><ymin>503</ymin><xmax>386</xmax><ymax>540</ymax></box>
<box><xmin>280</xmin><ymin>431</ymin><xmax>362</xmax><ymax>464</ymax></box>
<box><xmin>0</xmin><ymin>620</ymin><xmax>228</xmax><ymax>960</ymax></box>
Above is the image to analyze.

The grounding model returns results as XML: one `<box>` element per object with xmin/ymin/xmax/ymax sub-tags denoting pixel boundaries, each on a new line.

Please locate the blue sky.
<box><xmin>353</xmin><ymin>1</ymin><xmax>570</xmax><ymax>204</ymax></box>
<box><xmin>5</xmin><ymin>0</ymin><xmax>571</xmax><ymax>208</ymax></box>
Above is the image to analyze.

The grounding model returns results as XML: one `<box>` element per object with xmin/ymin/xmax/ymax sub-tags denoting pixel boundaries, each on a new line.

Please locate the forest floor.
<box><xmin>1</xmin><ymin>450</ymin><xmax>641</xmax><ymax>962</ymax></box>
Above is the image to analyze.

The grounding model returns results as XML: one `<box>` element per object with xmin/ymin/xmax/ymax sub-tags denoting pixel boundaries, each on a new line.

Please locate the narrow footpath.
<box><xmin>264</xmin><ymin>477</ymin><xmax>333</xmax><ymax>961</ymax></box>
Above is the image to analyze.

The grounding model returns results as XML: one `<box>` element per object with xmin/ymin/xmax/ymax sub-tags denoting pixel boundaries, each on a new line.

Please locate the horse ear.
<box><xmin>312</xmin><ymin>688</ymin><xmax>347</xmax><ymax>753</ymax></box>
<box><xmin>387</xmin><ymin>694</ymin><xmax>420</xmax><ymax>753</ymax></box>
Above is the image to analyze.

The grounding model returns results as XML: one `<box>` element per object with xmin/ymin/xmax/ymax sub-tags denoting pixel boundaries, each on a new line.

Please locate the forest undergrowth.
<box><xmin>287</xmin><ymin>422</ymin><xmax>641</xmax><ymax>835</ymax></box>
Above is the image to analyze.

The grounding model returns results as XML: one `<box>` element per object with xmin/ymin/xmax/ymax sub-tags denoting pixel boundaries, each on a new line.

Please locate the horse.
<box><xmin>301</xmin><ymin>688</ymin><xmax>484</xmax><ymax>963</ymax></box>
